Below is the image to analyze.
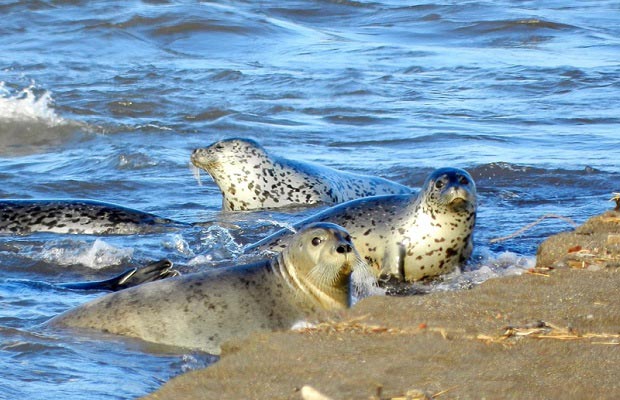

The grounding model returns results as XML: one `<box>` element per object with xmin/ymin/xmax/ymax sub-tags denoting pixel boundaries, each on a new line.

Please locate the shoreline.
<box><xmin>143</xmin><ymin>210</ymin><xmax>620</xmax><ymax>399</ymax></box>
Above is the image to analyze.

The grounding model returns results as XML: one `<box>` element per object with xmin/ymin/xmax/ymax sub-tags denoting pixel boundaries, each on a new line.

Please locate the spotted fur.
<box><xmin>191</xmin><ymin>138</ymin><xmax>411</xmax><ymax>211</ymax></box>
<box><xmin>248</xmin><ymin>168</ymin><xmax>477</xmax><ymax>282</ymax></box>
<box><xmin>0</xmin><ymin>200</ymin><xmax>183</xmax><ymax>235</ymax></box>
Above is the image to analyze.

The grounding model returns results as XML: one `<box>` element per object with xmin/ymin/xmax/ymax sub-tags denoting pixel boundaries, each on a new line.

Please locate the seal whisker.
<box><xmin>305</xmin><ymin>261</ymin><xmax>348</xmax><ymax>289</ymax></box>
<box><xmin>188</xmin><ymin>160</ymin><xmax>202</xmax><ymax>186</ymax></box>
<box><xmin>350</xmin><ymin>254</ymin><xmax>382</xmax><ymax>298</ymax></box>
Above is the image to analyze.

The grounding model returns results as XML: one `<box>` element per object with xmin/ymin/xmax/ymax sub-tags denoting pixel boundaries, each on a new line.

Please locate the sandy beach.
<box><xmin>144</xmin><ymin>210</ymin><xmax>620</xmax><ymax>399</ymax></box>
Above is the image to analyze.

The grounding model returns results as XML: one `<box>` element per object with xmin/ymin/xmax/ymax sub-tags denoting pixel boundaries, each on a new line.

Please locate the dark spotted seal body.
<box><xmin>248</xmin><ymin>168</ymin><xmax>477</xmax><ymax>282</ymax></box>
<box><xmin>0</xmin><ymin>199</ymin><xmax>184</xmax><ymax>235</ymax></box>
<box><xmin>190</xmin><ymin>138</ymin><xmax>411</xmax><ymax>211</ymax></box>
<box><xmin>49</xmin><ymin>223</ymin><xmax>368</xmax><ymax>354</ymax></box>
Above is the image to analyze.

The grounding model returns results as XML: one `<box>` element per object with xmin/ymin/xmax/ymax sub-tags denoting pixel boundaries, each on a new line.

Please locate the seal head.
<box><xmin>277</xmin><ymin>222</ymin><xmax>361</xmax><ymax>309</ymax></box>
<box><xmin>423</xmin><ymin>167</ymin><xmax>476</xmax><ymax>215</ymax></box>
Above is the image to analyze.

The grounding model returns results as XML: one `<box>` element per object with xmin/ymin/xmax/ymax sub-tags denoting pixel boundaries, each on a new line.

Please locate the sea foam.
<box><xmin>40</xmin><ymin>238</ymin><xmax>134</xmax><ymax>269</ymax></box>
<box><xmin>0</xmin><ymin>82</ymin><xmax>65</xmax><ymax>127</ymax></box>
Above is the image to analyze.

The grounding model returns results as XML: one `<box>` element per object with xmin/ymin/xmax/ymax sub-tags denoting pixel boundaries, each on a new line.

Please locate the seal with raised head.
<box><xmin>0</xmin><ymin>199</ymin><xmax>185</xmax><ymax>235</ymax></box>
<box><xmin>190</xmin><ymin>138</ymin><xmax>411</xmax><ymax>211</ymax></box>
<box><xmin>247</xmin><ymin>168</ymin><xmax>477</xmax><ymax>283</ymax></box>
<box><xmin>48</xmin><ymin>222</ymin><xmax>370</xmax><ymax>354</ymax></box>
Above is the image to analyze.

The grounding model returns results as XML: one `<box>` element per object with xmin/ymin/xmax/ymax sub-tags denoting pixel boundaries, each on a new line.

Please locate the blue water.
<box><xmin>1</xmin><ymin>1</ymin><xmax>618</xmax><ymax>398</ymax></box>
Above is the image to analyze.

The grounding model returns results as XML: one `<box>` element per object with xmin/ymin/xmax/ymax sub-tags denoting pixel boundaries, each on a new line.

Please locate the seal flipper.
<box><xmin>60</xmin><ymin>259</ymin><xmax>179</xmax><ymax>291</ymax></box>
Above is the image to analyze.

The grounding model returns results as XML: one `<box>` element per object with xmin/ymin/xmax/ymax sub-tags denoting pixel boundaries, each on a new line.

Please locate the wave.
<box><xmin>0</xmin><ymin>82</ymin><xmax>65</xmax><ymax>126</ymax></box>
<box><xmin>0</xmin><ymin>82</ymin><xmax>90</xmax><ymax>156</ymax></box>
<box><xmin>457</xmin><ymin>18</ymin><xmax>578</xmax><ymax>35</ymax></box>
<box><xmin>469</xmin><ymin>161</ymin><xmax>609</xmax><ymax>181</ymax></box>
<box><xmin>39</xmin><ymin>238</ymin><xmax>134</xmax><ymax>270</ymax></box>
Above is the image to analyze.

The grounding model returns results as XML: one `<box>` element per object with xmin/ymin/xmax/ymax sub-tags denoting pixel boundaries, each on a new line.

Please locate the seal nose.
<box><xmin>190</xmin><ymin>148</ymin><xmax>203</xmax><ymax>160</ymax></box>
<box><xmin>336</xmin><ymin>244</ymin><xmax>352</xmax><ymax>254</ymax></box>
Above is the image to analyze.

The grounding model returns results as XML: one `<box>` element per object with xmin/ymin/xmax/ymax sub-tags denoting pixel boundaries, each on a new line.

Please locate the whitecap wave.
<box><xmin>0</xmin><ymin>81</ymin><xmax>93</xmax><ymax>156</ymax></box>
<box><xmin>40</xmin><ymin>238</ymin><xmax>134</xmax><ymax>269</ymax></box>
<box><xmin>0</xmin><ymin>82</ymin><xmax>65</xmax><ymax>126</ymax></box>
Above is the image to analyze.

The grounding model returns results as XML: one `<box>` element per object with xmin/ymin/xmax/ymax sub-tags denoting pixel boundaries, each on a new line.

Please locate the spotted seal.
<box><xmin>0</xmin><ymin>199</ymin><xmax>185</xmax><ymax>235</ymax></box>
<box><xmin>247</xmin><ymin>168</ymin><xmax>477</xmax><ymax>282</ymax></box>
<box><xmin>48</xmin><ymin>222</ymin><xmax>370</xmax><ymax>354</ymax></box>
<box><xmin>190</xmin><ymin>138</ymin><xmax>411</xmax><ymax>211</ymax></box>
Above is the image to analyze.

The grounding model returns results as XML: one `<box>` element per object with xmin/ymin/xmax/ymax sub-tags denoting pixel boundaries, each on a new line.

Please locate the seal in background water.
<box><xmin>248</xmin><ymin>168</ymin><xmax>477</xmax><ymax>282</ymax></box>
<box><xmin>190</xmin><ymin>138</ymin><xmax>411</xmax><ymax>211</ymax></box>
<box><xmin>48</xmin><ymin>222</ymin><xmax>371</xmax><ymax>354</ymax></box>
<box><xmin>0</xmin><ymin>199</ymin><xmax>185</xmax><ymax>235</ymax></box>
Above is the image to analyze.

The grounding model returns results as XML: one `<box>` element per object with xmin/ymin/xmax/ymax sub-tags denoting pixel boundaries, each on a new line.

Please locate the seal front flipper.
<box><xmin>59</xmin><ymin>259</ymin><xmax>180</xmax><ymax>291</ymax></box>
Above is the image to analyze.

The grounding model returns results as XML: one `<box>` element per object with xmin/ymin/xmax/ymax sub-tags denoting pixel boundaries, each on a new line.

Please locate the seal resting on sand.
<box><xmin>48</xmin><ymin>223</ymin><xmax>372</xmax><ymax>354</ymax></box>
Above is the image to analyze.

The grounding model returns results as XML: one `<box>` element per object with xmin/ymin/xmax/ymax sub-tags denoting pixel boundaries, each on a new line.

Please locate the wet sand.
<box><xmin>144</xmin><ymin>210</ymin><xmax>620</xmax><ymax>400</ymax></box>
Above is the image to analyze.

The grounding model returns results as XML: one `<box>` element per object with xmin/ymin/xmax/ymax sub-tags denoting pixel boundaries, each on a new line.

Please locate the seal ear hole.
<box><xmin>311</xmin><ymin>237</ymin><xmax>322</xmax><ymax>246</ymax></box>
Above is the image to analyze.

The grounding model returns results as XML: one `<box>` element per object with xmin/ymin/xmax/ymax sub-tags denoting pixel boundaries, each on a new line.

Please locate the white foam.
<box><xmin>291</xmin><ymin>320</ymin><xmax>317</xmax><ymax>331</ymax></box>
<box><xmin>256</xmin><ymin>219</ymin><xmax>297</xmax><ymax>234</ymax></box>
<box><xmin>432</xmin><ymin>250</ymin><xmax>534</xmax><ymax>292</ymax></box>
<box><xmin>185</xmin><ymin>225</ymin><xmax>243</xmax><ymax>266</ymax></box>
<box><xmin>0</xmin><ymin>82</ymin><xmax>65</xmax><ymax>126</ymax></box>
<box><xmin>162</xmin><ymin>233</ymin><xmax>196</xmax><ymax>257</ymax></box>
<box><xmin>187</xmin><ymin>254</ymin><xmax>216</xmax><ymax>266</ymax></box>
<box><xmin>40</xmin><ymin>239</ymin><xmax>134</xmax><ymax>269</ymax></box>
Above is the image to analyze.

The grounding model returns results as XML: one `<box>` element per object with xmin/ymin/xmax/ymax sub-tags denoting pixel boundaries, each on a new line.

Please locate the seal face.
<box><xmin>0</xmin><ymin>199</ymin><xmax>183</xmax><ymax>235</ymax></box>
<box><xmin>190</xmin><ymin>138</ymin><xmax>411</xmax><ymax>211</ymax></box>
<box><xmin>248</xmin><ymin>168</ymin><xmax>477</xmax><ymax>282</ymax></box>
<box><xmin>48</xmin><ymin>223</ymin><xmax>367</xmax><ymax>354</ymax></box>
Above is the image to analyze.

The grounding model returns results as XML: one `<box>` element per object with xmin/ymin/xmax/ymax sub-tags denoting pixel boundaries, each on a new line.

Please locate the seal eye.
<box><xmin>435</xmin><ymin>180</ymin><xmax>445</xmax><ymax>189</ymax></box>
<box><xmin>311</xmin><ymin>237</ymin><xmax>322</xmax><ymax>246</ymax></box>
<box><xmin>459</xmin><ymin>175</ymin><xmax>469</xmax><ymax>185</ymax></box>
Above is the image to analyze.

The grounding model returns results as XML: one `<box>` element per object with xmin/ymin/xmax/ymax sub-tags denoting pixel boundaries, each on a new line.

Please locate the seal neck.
<box><xmin>272</xmin><ymin>252</ymin><xmax>350</xmax><ymax>311</ymax></box>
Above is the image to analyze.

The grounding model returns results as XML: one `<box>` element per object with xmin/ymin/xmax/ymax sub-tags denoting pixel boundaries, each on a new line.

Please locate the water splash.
<box><xmin>162</xmin><ymin>233</ymin><xmax>196</xmax><ymax>257</ymax></box>
<box><xmin>0</xmin><ymin>81</ymin><xmax>91</xmax><ymax>156</ymax></box>
<box><xmin>0</xmin><ymin>82</ymin><xmax>65</xmax><ymax>126</ymax></box>
<box><xmin>187</xmin><ymin>225</ymin><xmax>243</xmax><ymax>266</ymax></box>
<box><xmin>255</xmin><ymin>218</ymin><xmax>297</xmax><ymax>234</ymax></box>
<box><xmin>40</xmin><ymin>239</ymin><xmax>134</xmax><ymax>269</ymax></box>
<box><xmin>433</xmin><ymin>250</ymin><xmax>534</xmax><ymax>292</ymax></box>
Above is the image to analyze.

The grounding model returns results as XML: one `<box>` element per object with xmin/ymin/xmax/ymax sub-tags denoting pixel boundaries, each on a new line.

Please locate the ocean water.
<box><xmin>1</xmin><ymin>1</ymin><xmax>618</xmax><ymax>398</ymax></box>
